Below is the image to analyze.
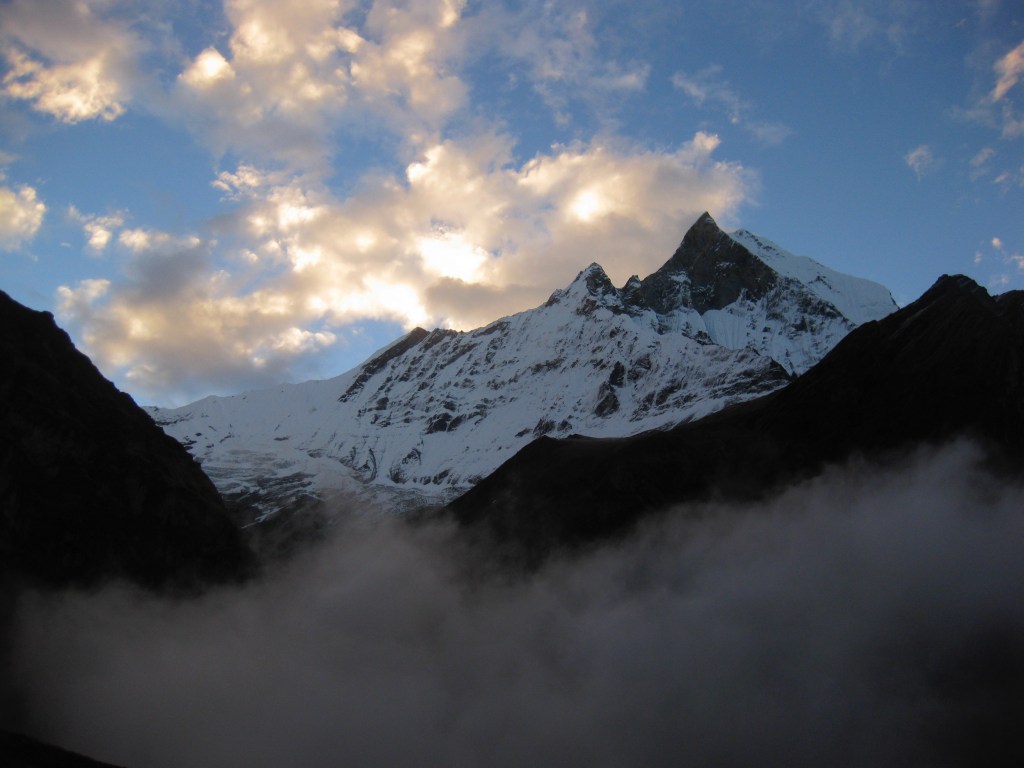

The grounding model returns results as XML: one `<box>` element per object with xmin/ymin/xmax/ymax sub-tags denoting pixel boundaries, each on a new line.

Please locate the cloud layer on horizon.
<box><xmin>6</xmin><ymin>440</ymin><xmax>1024</xmax><ymax>767</ymax></box>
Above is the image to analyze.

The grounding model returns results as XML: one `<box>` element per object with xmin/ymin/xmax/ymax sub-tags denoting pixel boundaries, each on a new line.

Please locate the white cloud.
<box><xmin>0</xmin><ymin>183</ymin><xmax>45</xmax><ymax>250</ymax></box>
<box><xmin>904</xmin><ymin>144</ymin><xmax>935</xmax><ymax>178</ymax></box>
<box><xmin>0</xmin><ymin>0</ymin><xmax>141</xmax><ymax>123</ymax></box>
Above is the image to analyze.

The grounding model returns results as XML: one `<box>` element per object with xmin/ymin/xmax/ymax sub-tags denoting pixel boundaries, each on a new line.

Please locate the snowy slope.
<box><xmin>727</xmin><ymin>228</ymin><xmax>896</xmax><ymax>326</ymax></box>
<box><xmin>149</xmin><ymin>213</ymin><xmax>896</xmax><ymax>515</ymax></box>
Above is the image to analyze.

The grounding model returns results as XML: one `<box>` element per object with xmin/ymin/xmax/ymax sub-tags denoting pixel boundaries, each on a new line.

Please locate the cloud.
<box><xmin>745</xmin><ymin>120</ymin><xmax>793</xmax><ymax>146</ymax></box>
<box><xmin>171</xmin><ymin>0</ymin><xmax>472</xmax><ymax>171</ymax></box>
<box><xmin>904</xmin><ymin>143</ymin><xmax>936</xmax><ymax>178</ymax></box>
<box><xmin>0</xmin><ymin>0</ymin><xmax>142</xmax><ymax>123</ymax></box>
<box><xmin>672</xmin><ymin>66</ymin><xmax>790</xmax><ymax>145</ymax></box>
<box><xmin>672</xmin><ymin>66</ymin><xmax>743</xmax><ymax>118</ymax></box>
<box><xmin>467</xmin><ymin>2</ymin><xmax>651</xmax><ymax>126</ymax></box>
<box><xmin>7</xmin><ymin>441</ymin><xmax>1024</xmax><ymax>767</ymax></box>
<box><xmin>972</xmin><ymin>146</ymin><xmax>996</xmax><ymax>167</ymax></box>
<box><xmin>984</xmin><ymin>235</ymin><xmax>1024</xmax><ymax>278</ymax></box>
<box><xmin>68</xmin><ymin>207</ymin><xmax>125</xmax><ymax>253</ymax></box>
<box><xmin>0</xmin><ymin>183</ymin><xmax>45</xmax><ymax>250</ymax></box>
<box><xmin>969</xmin><ymin>146</ymin><xmax>996</xmax><ymax>179</ymax></box>
<box><xmin>961</xmin><ymin>39</ymin><xmax>1024</xmax><ymax>141</ymax></box>
<box><xmin>992</xmin><ymin>39</ymin><xmax>1024</xmax><ymax>101</ymax></box>
<box><xmin>993</xmin><ymin>165</ymin><xmax>1024</xmax><ymax>187</ymax></box>
<box><xmin>817</xmin><ymin>0</ymin><xmax>924</xmax><ymax>53</ymax></box>
<box><xmin>55</xmin><ymin>229</ymin><xmax>338</xmax><ymax>403</ymax></box>
<box><xmin>57</xmin><ymin>130</ymin><xmax>752</xmax><ymax>404</ymax></box>
<box><xmin>987</xmin><ymin>235</ymin><xmax>1024</xmax><ymax>273</ymax></box>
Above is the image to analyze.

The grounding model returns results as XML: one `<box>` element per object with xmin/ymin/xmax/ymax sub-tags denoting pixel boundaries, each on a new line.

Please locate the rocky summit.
<box><xmin>149</xmin><ymin>213</ymin><xmax>896</xmax><ymax>518</ymax></box>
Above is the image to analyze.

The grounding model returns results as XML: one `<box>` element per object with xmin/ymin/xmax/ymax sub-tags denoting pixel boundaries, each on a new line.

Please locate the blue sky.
<box><xmin>1</xmin><ymin>0</ymin><xmax>1021</xmax><ymax>405</ymax></box>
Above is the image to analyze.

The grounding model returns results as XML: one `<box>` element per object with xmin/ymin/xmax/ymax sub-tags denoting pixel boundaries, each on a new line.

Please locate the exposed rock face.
<box><xmin>449</xmin><ymin>275</ymin><xmax>1024</xmax><ymax>558</ymax></box>
<box><xmin>149</xmin><ymin>213</ymin><xmax>895</xmax><ymax>515</ymax></box>
<box><xmin>0</xmin><ymin>290</ymin><xmax>251</xmax><ymax>590</ymax></box>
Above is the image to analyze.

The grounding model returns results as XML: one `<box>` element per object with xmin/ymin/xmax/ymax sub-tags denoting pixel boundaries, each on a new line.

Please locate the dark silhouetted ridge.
<box><xmin>0</xmin><ymin>290</ymin><xmax>252</xmax><ymax>590</ymax></box>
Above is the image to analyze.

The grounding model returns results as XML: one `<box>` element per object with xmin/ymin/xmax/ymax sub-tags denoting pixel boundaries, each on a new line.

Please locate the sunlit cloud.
<box><xmin>418</xmin><ymin>230</ymin><xmax>489</xmax><ymax>282</ymax></box>
<box><xmin>69</xmin><ymin>206</ymin><xmax>125</xmax><ymax>253</ymax></box>
<box><xmin>0</xmin><ymin>0</ymin><xmax>141</xmax><ymax>123</ymax></box>
<box><xmin>172</xmin><ymin>0</ymin><xmax>472</xmax><ymax>171</ymax></box>
<box><xmin>0</xmin><ymin>183</ymin><xmax>45</xmax><ymax>250</ymax></box>
<box><xmin>179</xmin><ymin>48</ymin><xmax>235</xmax><ymax>89</ymax></box>
<box><xmin>59</xmin><ymin>128</ymin><xmax>753</xmax><ymax>403</ymax></box>
<box><xmin>118</xmin><ymin>229</ymin><xmax>201</xmax><ymax>255</ymax></box>
<box><xmin>1</xmin><ymin>48</ymin><xmax>127</xmax><ymax>123</ymax></box>
<box><xmin>992</xmin><ymin>39</ymin><xmax>1024</xmax><ymax>101</ymax></box>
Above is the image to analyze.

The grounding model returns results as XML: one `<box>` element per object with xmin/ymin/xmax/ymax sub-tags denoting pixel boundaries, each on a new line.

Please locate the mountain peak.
<box><xmin>632</xmin><ymin>213</ymin><xmax>776</xmax><ymax>314</ymax></box>
<box><xmin>693</xmin><ymin>210</ymin><xmax>720</xmax><ymax>231</ymax></box>
<box><xmin>918</xmin><ymin>274</ymin><xmax>990</xmax><ymax>305</ymax></box>
<box><xmin>573</xmin><ymin>262</ymin><xmax>616</xmax><ymax>295</ymax></box>
<box><xmin>546</xmin><ymin>262</ymin><xmax>619</xmax><ymax>308</ymax></box>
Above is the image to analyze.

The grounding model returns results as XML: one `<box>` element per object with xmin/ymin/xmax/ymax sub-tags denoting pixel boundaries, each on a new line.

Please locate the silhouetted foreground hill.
<box><xmin>0</xmin><ymin>730</ymin><xmax>126</xmax><ymax>768</ymax></box>
<box><xmin>450</xmin><ymin>275</ymin><xmax>1024</xmax><ymax>557</ymax></box>
<box><xmin>0</xmin><ymin>290</ymin><xmax>252</xmax><ymax>590</ymax></box>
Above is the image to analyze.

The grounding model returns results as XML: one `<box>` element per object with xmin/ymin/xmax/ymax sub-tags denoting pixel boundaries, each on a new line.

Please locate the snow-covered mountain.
<box><xmin>149</xmin><ymin>213</ymin><xmax>896</xmax><ymax>516</ymax></box>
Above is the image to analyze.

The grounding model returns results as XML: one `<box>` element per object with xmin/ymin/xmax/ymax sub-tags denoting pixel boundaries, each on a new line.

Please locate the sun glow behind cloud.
<box><xmin>418</xmin><ymin>230</ymin><xmax>488</xmax><ymax>282</ymax></box>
